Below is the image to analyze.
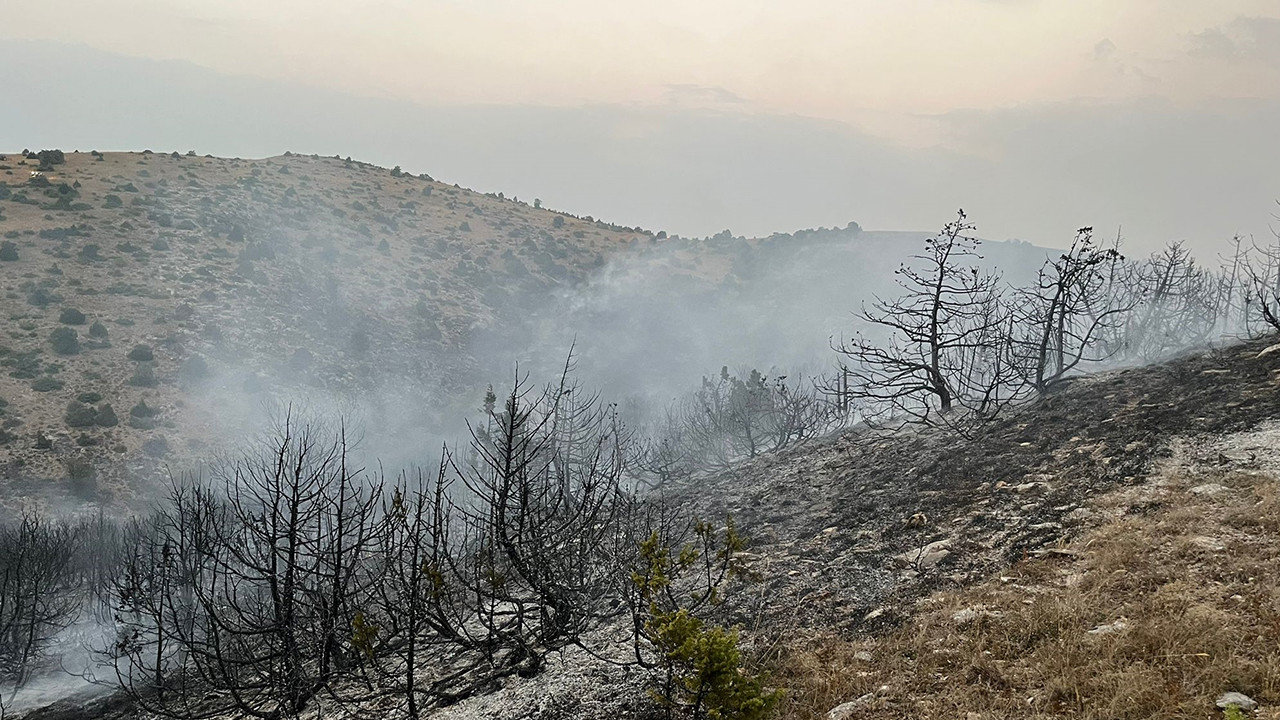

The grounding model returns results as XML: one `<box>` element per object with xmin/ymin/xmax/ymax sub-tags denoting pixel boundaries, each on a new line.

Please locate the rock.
<box><xmin>1087</xmin><ymin>618</ymin><xmax>1128</xmax><ymax>635</ymax></box>
<box><xmin>863</xmin><ymin>608</ymin><xmax>887</xmax><ymax>622</ymax></box>
<box><xmin>853</xmin><ymin>651</ymin><xmax>873</xmax><ymax>662</ymax></box>
<box><xmin>1190</xmin><ymin>483</ymin><xmax>1229</xmax><ymax>497</ymax></box>
<box><xmin>1190</xmin><ymin>536</ymin><xmax>1226</xmax><ymax>552</ymax></box>
<box><xmin>1064</xmin><ymin>507</ymin><xmax>1096</xmax><ymax>523</ymax></box>
<box><xmin>898</xmin><ymin>540</ymin><xmax>952</xmax><ymax>570</ymax></box>
<box><xmin>828</xmin><ymin>693</ymin><xmax>875</xmax><ymax>719</ymax></box>
<box><xmin>952</xmin><ymin>606</ymin><xmax>1003</xmax><ymax>625</ymax></box>
<box><xmin>1215</xmin><ymin>691</ymin><xmax>1257</xmax><ymax>712</ymax></box>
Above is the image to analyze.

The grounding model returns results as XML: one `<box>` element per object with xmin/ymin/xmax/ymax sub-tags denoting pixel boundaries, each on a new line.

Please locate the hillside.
<box><xmin>363</xmin><ymin>336</ymin><xmax>1280</xmax><ymax>719</ymax></box>
<box><xmin>0</xmin><ymin>149</ymin><xmax>673</xmax><ymax>507</ymax></box>
<box><xmin>19</xmin><ymin>333</ymin><xmax>1280</xmax><ymax>720</ymax></box>
<box><xmin>0</xmin><ymin>149</ymin><xmax>1055</xmax><ymax>512</ymax></box>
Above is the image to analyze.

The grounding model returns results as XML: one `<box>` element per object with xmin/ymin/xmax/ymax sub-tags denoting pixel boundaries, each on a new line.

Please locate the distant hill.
<box><xmin>0</xmin><ymin>149</ymin><xmax>1055</xmax><ymax>511</ymax></box>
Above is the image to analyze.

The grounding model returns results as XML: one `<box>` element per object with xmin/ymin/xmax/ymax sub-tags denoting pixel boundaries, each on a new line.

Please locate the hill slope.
<box><xmin>0</xmin><ymin>149</ymin><xmax>1055</xmax><ymax>511</ymax></box>
<box><xmin>0</xmin><ymin>149</ymin><xmax>668</xmax><ymax>505</ymax></box>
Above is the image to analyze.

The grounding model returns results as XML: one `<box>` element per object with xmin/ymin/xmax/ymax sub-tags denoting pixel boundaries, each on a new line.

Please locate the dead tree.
<box><xmin>833</xmin><ymin>210</ymin><xmax>1010</xmax><ymax>426</ymax></box>
<box><xmin>113</xmin><ymin>417</ymin><xmax>384</xmax><ymax>720</ymax></box>
<box><xmin>1010</xmin><ymin>227</ymin><xmax>1129</xmax><ymax>392</ymax></box>
<box><xmin>1123</xmin><ymin>242</ymin><xmax>1220</xmax><ymax>360</ymax></box>
<box><xmin>1244</xmin><ymin>226</ymin><xmax>1280</xmax><ymax>334</ymax></box>
<box><xmin>0</xmin><ymin>512</ymin><xmax>84</xmax><ymax>704</ymax></box>
<box><xmin>444</xmin><ymin>362</ymin><xmax>637</xmax><ymax>690</ymax></box>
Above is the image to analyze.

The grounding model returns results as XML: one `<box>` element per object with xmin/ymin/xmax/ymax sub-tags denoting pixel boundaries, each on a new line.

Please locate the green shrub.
<box><xmin>59</xmin><ymin>307</ymin><xmax>87</xmax><ymax>324</ymax></box>
<box><xmin>130</xmin><ymin>399</ymin><xmax>157</xmax><ymax>418</ymax></box>
<box><xmin>95</xmin><ymin>404</ymin><xmax>119</xmax><ymax>427</ymax></box>
<box><xmin>65</xmin><ymin>400</ymin><xmax>98</xmax><ymax>427</ymax></box>
<box><xmin>50</xmin><ymin>327</ymin><xmax>80</xmax><ymax>355</ymax></box>
<box><xmin>65</xmin><ymin>457</ymin><xmax>98</xmax><ymax>500</ymax></box>
<box><xmin>0</xmin><ymin>241</ymin><xmax>17</xmax><ymax>261</ymax></box>
<box><xmin>127</xmin><ymin>344</ymin><xmax>154</xmax><ymax>362</ymax></box>
<box><xmin>88</xmin><ymin>321</ymin><xmax>109</xmax><ymax>339</ymax></box>
<box><xmin>32</xmin><ymin>377</ymin><xmax>64</xmax><ymax>392</ymax></box>
<box><xmin>77</xmin><ymin>391</ymin><xmax>103</xmax><ymax>403</ymax></box>
<box><xmin>632</xmin><ymin>519</ymin><xmax>780</xmax><ymax>720</ymax></box>
<box><xmin>128</xmin><ymin>363</ymin><xmax>158</xmax><ymax>388</ymax></box>
<box><xmin>103</xmin><ymin>194</ymin><xmax>123</xmax><ymax>209</ymax></box>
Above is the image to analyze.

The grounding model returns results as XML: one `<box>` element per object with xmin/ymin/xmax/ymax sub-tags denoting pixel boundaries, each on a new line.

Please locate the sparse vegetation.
<box><xmin>49</xmin><ymin>327</ymin><xmax>81</xmax><ymax>355</ymax></box>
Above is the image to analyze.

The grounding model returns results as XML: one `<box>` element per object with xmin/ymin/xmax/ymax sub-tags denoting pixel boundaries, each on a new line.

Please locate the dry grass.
<box><xmin>768</xmin><ymin>466</ymin><xmax>1280</xmax><ymax>720</ymax></box>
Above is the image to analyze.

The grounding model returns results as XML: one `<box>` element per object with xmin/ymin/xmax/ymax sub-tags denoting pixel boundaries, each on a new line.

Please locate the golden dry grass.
<box><xmin>768</xmin><ymin>466</ymin><xmax>1280</xmax><ymax>720</ymax></box>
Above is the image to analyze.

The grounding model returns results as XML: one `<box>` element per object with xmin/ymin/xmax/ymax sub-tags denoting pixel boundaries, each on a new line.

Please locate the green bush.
<box><xmin>65</xmin><ymin>400</ymin><xmax>98</xmax><ymax>427</ymax></box>
<box><xmin>130</xmin><ymin>399</ymin><xmax>158</xmax><ymax>418</ymax></box>
<box><xmin>95</xmin><ymin>403</ymin><xmax>119</xmax><ymax>427</ymax></box>
<box><xmin>65</xmin><ymin>457</ymin><xmax>98</xmax><ymax>500</ymax></box>
<box><xmin>632</xmin><ymin>520</ymin><xmax>780</xmax><ymax>720</ymax></box>
<box><xmin>103</xmin><ymin>194</ymin><xmax>123</xmax><ymax>209</ymax></box>
<box><xmin>128</xmin><ymin>363</ymin><xmax>158</xmax><ymax>388</ymax></box>
<box><xmin>88</xmin><ymin>321</ymin><xmax>109</xmax><ymax>339</ymax></box>
<box><xmin>127</xmin><ymin>344</ymin><xmax>154</xmax><ymax>362</ymax></box>
<box><xmin>77</xmin><ymin>391</ymin><xmax>103</xmax><ymax>403</ymax></box>
<box><xmin>50</xmin><ymin>327</ymin><xmax>80</xmax><ymax>355</ymax></box>
<box><xmin>0</xmin><ymin>241</ymin><xmax>17</xmax><ymax>261</ymax></box>
<box><xmin>59</xmin><ymin>307</ymin><xmax>87</xmax><ymax>325</ymax></box>
<box><xmin>32</xmin><ymin>377</ymin><xmax>64</xmax><ymax>392</ymax></box>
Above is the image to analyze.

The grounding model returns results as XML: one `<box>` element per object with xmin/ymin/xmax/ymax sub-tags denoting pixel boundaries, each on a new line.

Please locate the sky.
<box><xmin>3</xmin><ymin>1</ymin><xmax>1279</xmax><ymax>251</ymax></box>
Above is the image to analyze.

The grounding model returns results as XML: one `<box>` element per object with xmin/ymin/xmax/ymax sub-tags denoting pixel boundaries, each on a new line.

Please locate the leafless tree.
<box><xmin>1009</xmin><ymin>227</ymin><xmax>1130</xmax><ymax>392</ymax></box>
<box><xmin>833</xmin><ymin>210</ymin><xmax>1010</xmax><ymax>426</ymax></box>
<box><xmin>1244</xmin><ymin>225</ymin><xmax>1280</xmax><ymax>334</ymax></box>
<box><xmin>0</xmin><ymin>511</ymin><xmax>85</xmax><ymax>706</ymax></box>
<box><xmin>1123</xmin><ymin>242</ymin><xmax>1221</xmax><ymax>360</ymax></box>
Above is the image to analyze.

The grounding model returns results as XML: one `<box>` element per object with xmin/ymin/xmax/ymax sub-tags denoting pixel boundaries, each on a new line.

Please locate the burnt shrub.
<box><xmin>65</xmin><ymin>457</ymin><xmax>98</xmax><ymax>500</ymax></box>
<box><xmin>180</xmin><ymin>354</ymin><xmax>210</xmax><ymax>384</ymax></box>
<box><xmin>142</xmin><ymin>436</ymin><xmax>169</xmax><ymax>457</ymax></box>
<box><xmin>27</xmin><ymin>287</ymin><xmax>63</xmax><ymax>307</ymax></box>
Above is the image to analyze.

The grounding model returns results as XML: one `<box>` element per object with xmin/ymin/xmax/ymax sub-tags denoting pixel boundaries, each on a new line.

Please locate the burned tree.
<box><xmin>0</xmin><ymin>512</ymin><xmax>84</xmax><ymax>703</ymax></box>
<box><xmin>1010</xmin><ymin>227</ymin><xmax>1129</xmax><ymax>392</ymax></box>
<box><xmin>111</xmin><ymin>417</ymin><xmax>384</xmax><ymax>719</ymax></box>
<box><xmin>833</xmin><ymin>210</ymin><xmax>1010</xmax><ymax>426</ymax></box>
<box><xmin>1123</xmin><ymin>242</ymin><xmax>1221</xmax><ymax>361</ymax></box>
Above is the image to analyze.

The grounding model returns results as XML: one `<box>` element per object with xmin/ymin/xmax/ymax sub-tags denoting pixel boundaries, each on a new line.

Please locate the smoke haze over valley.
<box><xmin>0</xmin><ymin>3</ymin><xmax>1278</xmax><ymax>719</ymax></box>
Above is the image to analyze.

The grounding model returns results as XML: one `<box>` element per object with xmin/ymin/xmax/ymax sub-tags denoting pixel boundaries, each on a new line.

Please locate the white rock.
<box><xmin>1255</xmin><ymin>343</ymin><xmax>1280</xmax><ymax>358</ymax></box>
<box><xmin>1190</xmin><ymin>536</ymin><xmax>1226</xmax><ymax>552</ymax></box>
<box><xmin>1215</xmin><ymin>691</ymin><xmax>1257</xmax><ymax>712</ymax></box>
<box><xmin>1190</xmin><ymin>483</ymin><xmax>1229</xmax><ymax>497</ymax></box>
<box><xmin>853</xmin><ymin>651</ymin><xmax>873</xmax><ymax>662</ymax></box>
<box><xmin>828</xmin><ymin>693</ymin><xmax>875</xmax><ymax>719</ymax></box>
<box><xmin>1087</xmin><ymin>618</ymin><xmax>1128</xmax><ymax>635</ymax></box>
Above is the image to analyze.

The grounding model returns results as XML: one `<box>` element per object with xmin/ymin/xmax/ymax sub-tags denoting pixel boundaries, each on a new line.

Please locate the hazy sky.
<box><xmin>10</xmin><ymin>1</ymin><xmax>1280</xmax><ymax>139</ymax></box>
<box><xmin>4</xmin><ymin>1</ymin><xmax>1279</xmax><ymax>249</ymax></box>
